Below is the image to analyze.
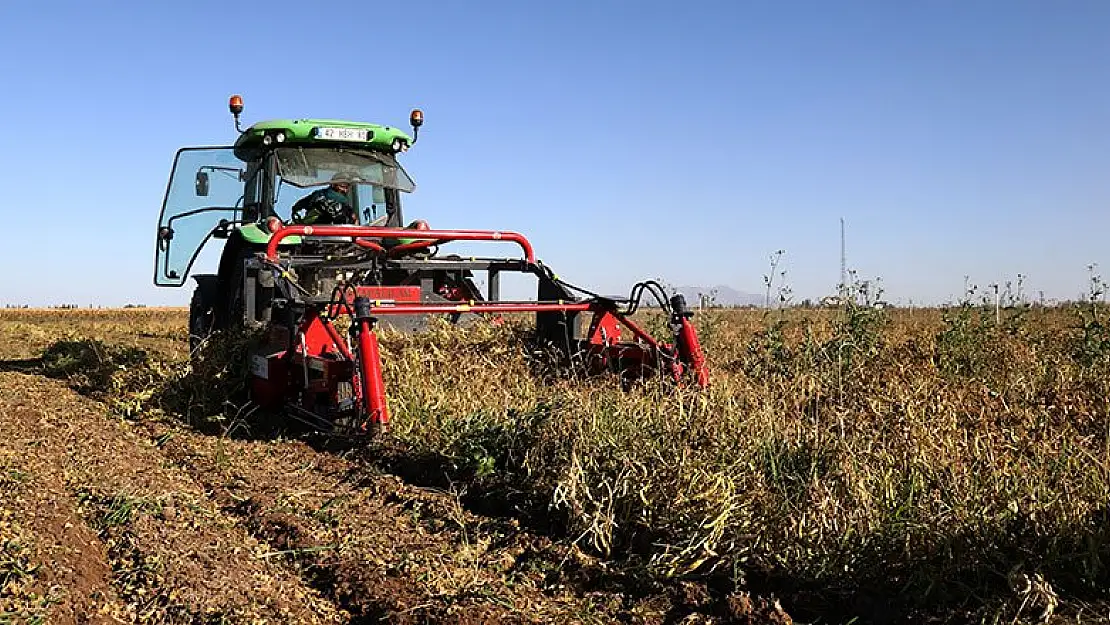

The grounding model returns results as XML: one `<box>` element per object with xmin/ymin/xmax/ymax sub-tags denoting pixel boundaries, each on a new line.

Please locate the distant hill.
<box><xmin>672</xmin><ymin>285</ymin><xmax>764</xmax><ymax>308</ymax></box>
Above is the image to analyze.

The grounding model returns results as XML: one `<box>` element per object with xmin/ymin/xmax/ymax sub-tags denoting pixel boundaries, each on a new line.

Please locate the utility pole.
<box><xmin>839</xmin><ymin>217</ymin><xmax>847</xmax><ymax>299</ymax></box>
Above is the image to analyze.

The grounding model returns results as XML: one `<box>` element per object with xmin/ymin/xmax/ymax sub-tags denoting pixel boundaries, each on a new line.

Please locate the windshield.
<box><xmin>273</xmin><ymin>180</ymin><xmax>392</xmax><ymax>226</ymax></box>
<box><xmin>273</xmin><ymin>146</ymin><xmax>415</xmax><ymax>192</ymax></box>
<box><xmin>271</xmin><ymin>147</ymin><xmax>409</xmax><ymax>225</ymax></box>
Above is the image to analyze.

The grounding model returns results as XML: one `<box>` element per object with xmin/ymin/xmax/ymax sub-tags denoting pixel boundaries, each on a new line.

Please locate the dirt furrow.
<box><xmin>0</xmin><ymin>372</ymin><xmax>344</xmax><ymax>623</ymax></box>
<box><xmin>139</xmin><ymin>420</ymin><xmax>630</xmax><ymax>624</ymax></box>
<box><xmin>1</xmin><ymin>445</ymin><xmax>128</xmax><ymax>623</ymax></box>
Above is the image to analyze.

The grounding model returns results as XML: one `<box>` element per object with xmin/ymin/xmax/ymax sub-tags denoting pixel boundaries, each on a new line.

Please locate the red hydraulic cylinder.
<box><xmin>353</xmin><ymin>298</ymin><xmax>389</xmax><ymax>432</ymax></box>
<box><xmin>677</xmin><ymin>318</ymin><xmax>710</xmax><ymax>388</ymax></box>
<box><xmin>668</xmin><ymin>295</ymin><xmax>710</xmax><ymax>388</ymax></box>
<box><xmin>356</xmin><ymin>317</ymin><xmax>389</xmax><ymax>430</ymax></box>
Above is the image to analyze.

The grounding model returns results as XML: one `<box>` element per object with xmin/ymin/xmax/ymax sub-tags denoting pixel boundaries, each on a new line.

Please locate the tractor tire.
<box><xmin>223</xmin><ymin>255</ymin><xmax>247</xmax><ymax>332</ymax></box>
<box><xmin>214</xmin><ymin>240</ymin><xmax>263</xmax><ymax>333</ymax></box>
<box><xmin>188</xmin><ymin>276</ymin><xmax>218</xmax><ymax>355</ymax></box>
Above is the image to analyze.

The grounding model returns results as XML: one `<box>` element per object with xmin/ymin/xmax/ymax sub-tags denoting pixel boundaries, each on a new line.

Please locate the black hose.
<box><xmin>624</xmin><ymin>280</ymin><xmax>672</xmax><ymax>316</ymax></box>
<box><xmin>545</xmin><ymin>267</ymin><xmax>673</xmax><ymax>318</ymax></box>
<box><xmin>327</xmin><ymin>283</ymin><xmax>358</xmax><ymax>318</ymax></box>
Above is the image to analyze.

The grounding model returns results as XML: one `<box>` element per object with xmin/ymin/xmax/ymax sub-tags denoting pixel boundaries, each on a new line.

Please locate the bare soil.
<box><xmin>0</xmin><ymin>312</ymin><xmax>790</xmax><ymax>624</ymax></box>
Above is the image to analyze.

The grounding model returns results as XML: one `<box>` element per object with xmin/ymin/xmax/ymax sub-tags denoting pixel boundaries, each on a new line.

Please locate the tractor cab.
<box><xmin>153</xmin><ymin>96</ymin><xmax>461</xmax><ymax>347</ymax></box>
<box><xmin>154</xmin><ymin>98</ymin><xmax>422</xmax><ymax>289</ymax></box>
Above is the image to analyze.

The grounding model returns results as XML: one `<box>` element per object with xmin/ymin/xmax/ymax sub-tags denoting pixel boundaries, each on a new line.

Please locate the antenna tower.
<box><xmin>839</xmin><ymin>217</ymin><xmax>847</xmax><ymax>298</ymax></box>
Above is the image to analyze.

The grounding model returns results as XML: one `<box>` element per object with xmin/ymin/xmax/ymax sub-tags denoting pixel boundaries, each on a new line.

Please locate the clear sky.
<box><xmin>1</xmin><ymin>0</ymin><xmax>1107</xmax><ymax>307</ymax></box>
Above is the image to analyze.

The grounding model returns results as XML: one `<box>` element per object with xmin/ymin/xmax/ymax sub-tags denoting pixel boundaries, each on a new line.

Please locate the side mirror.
<box><xmin>195</xmin><ymin>171</ymin><xmax>210</xmax><ymax>196</ymax></box>
<box><xmin>157</xmin><ymin>226</ymin><xmax>174</xmax><ymax>251</ymax></box>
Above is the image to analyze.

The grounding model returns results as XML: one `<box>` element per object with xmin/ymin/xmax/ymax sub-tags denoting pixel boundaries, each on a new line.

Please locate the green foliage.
<box><xmin>743</xmin><ymin>271</ymin><xmax>888</xmax><ymax>397</ymax></box>
<box><xmin>36</xmin><ymin>327</ymin><xmax>264</xmax><ymax>431</ymax></box>
<box><xmin>742</xmin><ymin>316</ymin><xmax>792</xmax><ymax>379</ymax></box>
<box><xmin>443</xmin><ymin>407</ymin><xmax>547</xmax><ymax>480</ymax></box>
<box><xmin>935</xmin><ymin>278</ymin><xmax>1037</xmax><ymax>381</ymax></box>
<box><xmin>40</xmin><ymin>338</ymin><xmax>149</xmax><ymax>396</ymax></box>
<box><xmin>1072</xmin><ymin>269</ymin><xmax>1110</xmax><ymax>370</ymax></box>
<box><xmin>1073</xmin><ymin>306</ymin><xmax>1110</xmax><ymax>369</ymax></box>
<box><xmin>74</xmin><ymin>488</ymin><xmax>159</xmax><ymax>533</ymax></box>
<box><xmin>828</xmin><ymin>272</ymin><xmax>888</xmax><ymax>373</ymax></box>
<box><xmin>758</xmin><ymin>436</ymin><xmax>837</xmax><ymax>509</ymax></box>
<box><xmin>936</xmin><ymin>302</ymin><xmax>997</xmax><ymax>377</ymax></box>
<box><xmin>0</xmin><ymin>540</ymin><xmax>39</xmax><ymax>595</ymax></box>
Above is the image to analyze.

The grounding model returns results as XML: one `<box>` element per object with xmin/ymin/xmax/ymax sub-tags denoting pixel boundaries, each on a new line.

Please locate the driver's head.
<box><xmin>329</xmin><ymin>171</ymin><xmax>357</xmax><ymax>194</ymax></box>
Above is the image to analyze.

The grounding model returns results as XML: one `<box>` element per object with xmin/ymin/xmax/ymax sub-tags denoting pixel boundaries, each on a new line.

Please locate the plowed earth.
<box><xmin>0</xmin><ymin>312</ymin><xmax>791</xmax><ymax>624</ymax></box>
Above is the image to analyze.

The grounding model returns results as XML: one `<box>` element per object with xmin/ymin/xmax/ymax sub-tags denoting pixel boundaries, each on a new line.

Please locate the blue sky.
<box><xmin>0</xmin><ymin>0</ymin><xmax>1107</xmax><ymax>306</ymax></box>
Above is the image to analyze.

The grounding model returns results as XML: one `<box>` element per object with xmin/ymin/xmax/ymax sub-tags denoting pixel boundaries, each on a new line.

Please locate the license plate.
<box><xmin>316</xmin><ymin>126</ymin><xmax>370</xmax><ymax>141</ymax></box>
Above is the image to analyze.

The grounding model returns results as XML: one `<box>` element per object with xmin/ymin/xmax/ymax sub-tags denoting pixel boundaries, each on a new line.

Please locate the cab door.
<box><xmin>153</xmin><ymin>147</ymin><xmax>248</xmax><ymax>287</ymax></box>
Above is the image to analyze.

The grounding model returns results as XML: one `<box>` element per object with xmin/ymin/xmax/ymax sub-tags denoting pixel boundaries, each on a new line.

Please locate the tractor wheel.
<box><xmin>188</xmin><ymin>276</ymin><xmax>218</xmax><ymax>356</ymax></box>
<box><xmin>215</xmin><ymin>240</ymin><xmax>262</xmax><ymax>333</ymax></box>
<box><xmin>223</xmin><ymin>256</ymin><xmax>247</xmax><ymax>331</ymax></box>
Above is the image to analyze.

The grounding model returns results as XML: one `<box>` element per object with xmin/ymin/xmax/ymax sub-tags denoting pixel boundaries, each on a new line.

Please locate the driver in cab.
<box><xmin>291</xmin><ymin>172</ymin><xmax>358</xmax><ymax>225</ymax></box>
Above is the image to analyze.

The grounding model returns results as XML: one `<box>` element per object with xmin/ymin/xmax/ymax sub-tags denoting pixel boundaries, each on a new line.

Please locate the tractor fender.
<box><xmin>192</xmin><ymin>274</ymin><xmax>219</xmax><ymax>300</ymax></box>
<box><xmin>237</xmin><ymin>223</ymin><xmax>303</xmax><ymax>245</ymax></box>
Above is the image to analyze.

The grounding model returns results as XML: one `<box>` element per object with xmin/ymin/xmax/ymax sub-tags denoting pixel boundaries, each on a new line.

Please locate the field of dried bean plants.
<box><xmin>3</xmin><ymin>296</ymin><xmax>1110</xmax><ymax>624</ymax></box>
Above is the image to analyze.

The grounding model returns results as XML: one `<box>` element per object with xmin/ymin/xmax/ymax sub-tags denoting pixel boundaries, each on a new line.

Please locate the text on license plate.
<box><xmin>317</xmin><ymin>127</ymin><xmax>370</xmax><ymax>141</ymax></box>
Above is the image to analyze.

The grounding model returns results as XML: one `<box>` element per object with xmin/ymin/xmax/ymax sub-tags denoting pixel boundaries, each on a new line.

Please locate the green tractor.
<box><xmin>153</xmin><ymin>96</ymin><xmax>708</xmax><ymax>434</ymax></box>
<box><xmin>154</xmin><ymin>96</ymin><xmax>477</xmax><ymax>350</ymax></box>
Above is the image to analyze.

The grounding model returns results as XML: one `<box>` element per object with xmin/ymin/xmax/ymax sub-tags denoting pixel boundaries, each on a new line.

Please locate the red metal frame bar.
<box><xmin>611</xmin><ymin>314</ymin><xmax>665</xmax><ymax>351</ymax></box>
<box><xmin>320</xmin><ymin>316</ymin><xmax>355</xmax><ymax>361</ymax></box>
<box><xmin>359</xmin><ymin>301</ymin><xmax>595</xmax><ymax>315</ymax></box>
<box><xmin>265</xmin><ymin>225</ymin><xmax>536</xmax><ymax>263</ymax></box>
<box><xmin>384</xmin><ymin>239</ymin><xmax>435</xmax><ymax>257</ymax></box>
<box><xmin>354</xmin><ymin>239</ymin><xmax>386</xmax><ymax>253</ymax></box>
<box><xmin>318</xmin><ymin>314</ymin><xmax>362</xmax><ymax>407</ymax></box>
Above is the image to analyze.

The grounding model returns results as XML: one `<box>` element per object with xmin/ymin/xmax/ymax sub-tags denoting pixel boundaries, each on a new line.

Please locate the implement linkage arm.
<box><xmin>252</xmin><ymin>224</ymin><xmax>709</xmax><ymax>434</ymax></box>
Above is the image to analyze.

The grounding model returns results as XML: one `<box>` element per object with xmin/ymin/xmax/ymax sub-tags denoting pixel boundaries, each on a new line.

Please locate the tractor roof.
<box><xmin>233</xmin><ymin>118</ymin><xmax>414</xmax><ymax>160</ymax></box>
